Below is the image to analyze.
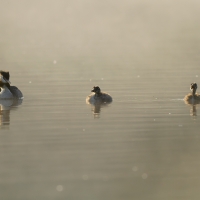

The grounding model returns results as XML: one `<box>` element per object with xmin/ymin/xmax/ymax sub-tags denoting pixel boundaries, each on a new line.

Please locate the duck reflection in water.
<box><xmin>86</xmin><ymin>86</ymin><xmax>112</xmax><ymax>118</ymax></box>
<box><xmin>0</xmin><ymin>98</ymin><xmax>23</xmax><ymax>128</ymax></box>
<box><xmin>189</xmin><ymin>105</ymin><xmax>197</xmax><ymax>117</ymax></box>
<box><xmin>0</xmin><ymin>71</ymin><xmax>23</xmax><ymax>127</ymax></box>
<box><xmin>184</xmin><ymin>83</ymin><xmax>200</xmax><ymax>116</ymax></box>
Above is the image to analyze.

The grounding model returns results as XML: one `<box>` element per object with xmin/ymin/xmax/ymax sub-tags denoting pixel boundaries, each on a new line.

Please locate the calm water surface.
<box><xmin>1</xmin><ymin>1</ymin><xmax>200</xmax><ymax>200</ymax></box>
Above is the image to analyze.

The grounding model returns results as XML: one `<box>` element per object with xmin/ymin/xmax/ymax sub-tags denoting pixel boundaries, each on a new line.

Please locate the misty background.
<box><xmin>1</xmin><ymin>0</ymin><xmax>200</xmax><ymax>64</ymax></box>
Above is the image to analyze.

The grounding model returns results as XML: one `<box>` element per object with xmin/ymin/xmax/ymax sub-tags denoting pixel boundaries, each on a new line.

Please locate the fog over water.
<box><xmin>1</xmin><ymin>0</ymin><xmax>200</xmax><ymax>63</ymax></box>
<box><xmin>1</xmin><ymin>1</ymin><xmax>200</xmax><ymax>200</ymax></box>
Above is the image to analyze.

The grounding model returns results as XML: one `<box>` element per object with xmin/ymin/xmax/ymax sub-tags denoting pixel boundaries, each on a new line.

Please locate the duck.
<box><xmin>0</xmin><ymin>75</ymin><xmax>13</xmax><ymax>99</ymax></box>
<box><xmin>184</xmin><ymin>83</ymin><xmax>200</xmax><ymax>104</ymax></box>
<box><xmin>86</xmin><ymin>86</ymin><xmax>112</xmax><ymax>104</ymax></box>
<box><xmin>0</xmin><ymin>71</ymin><xmax>23</xmax><ymax>99</ymax></box>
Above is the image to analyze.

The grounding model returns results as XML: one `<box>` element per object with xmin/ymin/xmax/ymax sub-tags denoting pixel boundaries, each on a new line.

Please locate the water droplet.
<box><xmin>56</xmin><ymin>185</ymin><xmax>63</xmax><ymax>192</ymax></box>
<box><xmin>82</xmin><ymin>175</ymin><xmax>89</xmax><ymax>180</ymax></box>
<box><xmin>132</xmin><ymin>166</ymin><xmax>138</xmax><ymax>172</ymax></box>
<box><xmin>103</xmin><ymin>176</ymin><xmax>108</xmax><ymax>181</ymax></box>
<box><xmin>142</xmin><ymin>173</ymin><xmax>148</xmax><ymax>179</ymax></box>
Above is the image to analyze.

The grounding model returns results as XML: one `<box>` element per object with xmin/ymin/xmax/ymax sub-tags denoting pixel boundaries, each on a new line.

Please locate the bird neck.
<box><xmin>192</xmin><ymin>89</ymin><xmax>196</xmax><ymax>96</ymax></box>
<box><xmin>95</xmin><ymin>92</ymin><xmax>102</xmax><ymax>97</ymax></box>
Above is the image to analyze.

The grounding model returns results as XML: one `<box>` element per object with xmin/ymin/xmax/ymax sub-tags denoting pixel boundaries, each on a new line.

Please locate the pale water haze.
<box><xmin>0</xmin><ymin>1</ymin><xmax>200</xmax><ymax>200</ymax></box>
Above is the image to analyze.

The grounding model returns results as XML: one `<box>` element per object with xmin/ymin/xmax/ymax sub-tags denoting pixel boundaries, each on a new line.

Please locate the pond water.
<box><xmin>1</xmin><ymin>1</ymin><xmax>200</xmax><ymax>200</ymax></box>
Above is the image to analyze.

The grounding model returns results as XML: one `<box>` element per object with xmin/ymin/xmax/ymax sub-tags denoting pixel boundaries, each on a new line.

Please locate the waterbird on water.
<box><xmin>0</xmin><ymin>71</ymin><xmax>23</xmax><ymax>99</ymax></box>
<box><xmin>184</xmin><ymin>83</ymin><xmax>200</xmax><ymax>104</ymax></box>
<box><xmin>86</xmin><ymin>86</ymin><xmax>112</xmax><ymax>104</ymax></box>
